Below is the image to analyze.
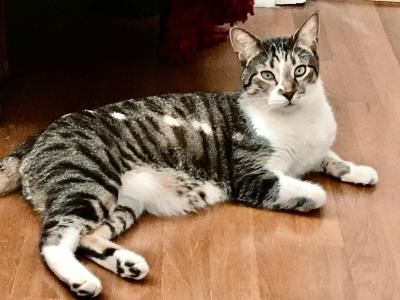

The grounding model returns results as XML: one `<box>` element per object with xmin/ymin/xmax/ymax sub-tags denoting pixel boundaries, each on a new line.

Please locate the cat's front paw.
<box><xmin>274</xmin><ymin>177</ymin><xmax>327</xmax><ymax>212</ymax></box>
<box><xmin>341</xmin><ymin>165</ymin><xmax>378</xmax><ymax>186</ymax></box>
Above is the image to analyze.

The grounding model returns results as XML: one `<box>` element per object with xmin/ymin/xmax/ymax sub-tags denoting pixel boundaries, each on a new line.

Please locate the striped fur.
<box><xmin>0</xmin><ymin>13</ymin><xmax>378</xmax><ymax>297</ymax></box>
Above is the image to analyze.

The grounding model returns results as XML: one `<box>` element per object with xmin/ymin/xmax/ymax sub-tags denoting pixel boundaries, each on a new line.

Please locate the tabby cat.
<box><xmin>0</xmin><ymin>14</ymin><xmax>378</xmax><ymax>297</ymax></box>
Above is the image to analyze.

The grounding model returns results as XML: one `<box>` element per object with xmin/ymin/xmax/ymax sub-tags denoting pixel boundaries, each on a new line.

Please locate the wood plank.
<box><xmin>209</xmin><ymin>205</ymin><xmax>260</xmax><ymax>300</ymax></box>
<box><xmin>161</xmin><ymin>213</ymin><xmax>210</xmax><ymax>300</ymax></box>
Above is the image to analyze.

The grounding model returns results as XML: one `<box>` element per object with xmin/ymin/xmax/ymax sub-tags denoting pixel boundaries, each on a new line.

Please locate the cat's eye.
<box><xmin>294</xmin><ymin>65</ymin><xmax>307</xmax><ymax>77</ymax></box>
<box><xmin>261</xmin><ymin>71</ymin><xmax>275</xmax><ymax>81</ymax></box>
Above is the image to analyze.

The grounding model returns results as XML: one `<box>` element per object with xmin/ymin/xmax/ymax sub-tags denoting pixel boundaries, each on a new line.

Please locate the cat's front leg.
<box><xmin>318</xmin><ymin>151</ymin><xmax>378</xmax><ymax>185</ymax></box>
<box><xmin>232</xmin><ymin>167</ymin><xmax>327</xmax><ymax>213</ymax></box>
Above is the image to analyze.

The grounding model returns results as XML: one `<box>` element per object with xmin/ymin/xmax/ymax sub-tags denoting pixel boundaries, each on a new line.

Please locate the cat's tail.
<box><xmin>0</xmin><ymin>132</ymin><xmax>41</xmax><ymax>195</ymax></box>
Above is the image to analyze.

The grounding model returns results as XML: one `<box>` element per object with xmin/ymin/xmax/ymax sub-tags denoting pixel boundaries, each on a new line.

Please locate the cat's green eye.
<box><xmin>294</xmin><ymin>65</ymin><xmax>307</xmax><ymax>77</ymax></box>
<box><xmin>261</xmin><ymin>71</ymin><xmax>275</xmax><ymax>81</ymax></box>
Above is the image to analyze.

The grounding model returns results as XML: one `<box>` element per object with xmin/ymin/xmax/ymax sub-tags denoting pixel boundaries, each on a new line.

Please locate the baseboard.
<box><xmin>254</xmin><ymin>0</ymin><xmax>306</xmax><ymax>7</ymax></box>
<box><xmin>277</xmin><ymin>0</ymin><xmax>306</xmax><ymax>4</ymax></box>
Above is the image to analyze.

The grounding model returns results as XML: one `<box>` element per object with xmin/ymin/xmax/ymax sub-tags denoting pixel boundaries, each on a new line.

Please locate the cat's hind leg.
<box><xmin>40</xmin><ymin>217</ymin><xmax>103</xmax><ymax>297</ymax></box>
<box><xmin>318</xmin><ymin>151</ymin><xmax>378</xmax><ymax>185</ymax></box>
<box><xmin>79</xmin><ymin>166</ymin><xmax>227</xmax><ymax>279</ymax></box>
<box><xmin>79</xmin><ymin>204</ymin><xmax>149</xmax><ymax>280</ymax></box>
<box><xmin>39</xmin><ymin>191</ymin><xmax>115</xmax><ymax>297</ymax></box>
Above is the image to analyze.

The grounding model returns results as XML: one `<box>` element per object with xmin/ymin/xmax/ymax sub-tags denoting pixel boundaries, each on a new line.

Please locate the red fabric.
<box><xmin>161</xmin><ymin>0</ymin><xmax>255</xmax><ymax>61</ymax></box>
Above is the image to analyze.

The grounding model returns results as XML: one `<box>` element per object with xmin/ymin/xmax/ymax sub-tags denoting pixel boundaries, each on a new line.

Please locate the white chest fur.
<box><xmin>240</xmin><ymin>80</ymin><xmax>337</xmax><ymax>177</ymax></box>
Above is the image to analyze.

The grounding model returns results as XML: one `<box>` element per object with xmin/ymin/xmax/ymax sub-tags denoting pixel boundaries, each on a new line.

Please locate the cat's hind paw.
<box><xmin>341</xmin><ymin>165</ymin><xmax>378</xmax><ymax>186</ymax></box>
<box><xmin>114</xmin><ymin>249</ymin><xmax>149</xmax><ymax>280</ymax></box>
<box><xmin>70</xmin><ymin>275</ymin><xmax>102</xmax><ymax>298</ymax></box>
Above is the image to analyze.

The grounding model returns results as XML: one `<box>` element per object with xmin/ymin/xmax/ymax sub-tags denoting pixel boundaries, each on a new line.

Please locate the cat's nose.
<box><xmin>282</xmin><ymin>91</ymin><xmax>295</xmax><ymax>101</ymax></box>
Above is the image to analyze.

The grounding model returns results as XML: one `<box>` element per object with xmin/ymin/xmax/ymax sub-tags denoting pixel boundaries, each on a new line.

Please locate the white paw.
<box><xmin>341</xmin><ymin>165</ymin><xmax>378</xmax><ymax>186</ymax></box>
<box><xmin>305</xmin><ymin>183</ymin><xmax>327</xmax><ymax>208</ymax></box>
<box><xmin>295</xmin><ymin>183</ymin><xmax>327</xmax><ymax>212</ymax></box>
<box><xmin>277</xmin><ymin>176</ymin><xmax>326</xmax><ymax>212</ymax></box>
<box><xmin>70</xmin><ymin>273</ymin><xmax>102</xmax><ymax>297</ymax></box>
<box><xmin>114</xmin><ymin>249</ymin><xmax>149</xmax><ymax>280</ymax></box>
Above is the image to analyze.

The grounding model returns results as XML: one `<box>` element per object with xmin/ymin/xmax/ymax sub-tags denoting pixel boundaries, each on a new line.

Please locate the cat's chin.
<box><xmin>268</xmin><ymin>103</ymin><xmax>300</xmax><ymax>113</ymax></box>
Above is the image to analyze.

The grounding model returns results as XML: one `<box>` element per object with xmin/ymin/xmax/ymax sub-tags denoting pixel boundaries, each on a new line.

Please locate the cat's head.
<box><xmin>230</xmin><ymin>13</ymin><xmax>320</xmax><ymax>111</ymax></box>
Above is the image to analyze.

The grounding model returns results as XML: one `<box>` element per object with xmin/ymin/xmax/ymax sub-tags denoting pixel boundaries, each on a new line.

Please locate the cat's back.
<box><xmin>32</xmin><ymin>92</ymin><xmax>240</xmax><ymax>141</ymax></box>
<box><xmin>21</xmin><ymin>92</ymin><xmax>241</xmax><ymax>185</ymax></box>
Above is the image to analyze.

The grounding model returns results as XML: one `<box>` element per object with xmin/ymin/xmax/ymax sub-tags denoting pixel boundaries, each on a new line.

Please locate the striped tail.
<box><xmin>0</xmin><ymin>132</ymin><xmax>41</xmax><ymax>195</ymax></box>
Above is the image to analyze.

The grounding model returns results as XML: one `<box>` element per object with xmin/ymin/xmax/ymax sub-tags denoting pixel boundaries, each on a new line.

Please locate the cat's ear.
<box><xmin>292</xmin><ymin>13</ymin><xmax>319</xmax><ymax>53</ymax></box>
<box><xmin>230</xmin><ymin>27</ymin><xmax>264</xmax><ymax>64</ymax></box>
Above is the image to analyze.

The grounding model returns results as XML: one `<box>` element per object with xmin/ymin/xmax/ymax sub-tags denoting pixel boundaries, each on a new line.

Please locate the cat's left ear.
<box><xmin>292</xmin><ymin>13</ymin><xmax>319</xmax><ymax>53</ymax></box>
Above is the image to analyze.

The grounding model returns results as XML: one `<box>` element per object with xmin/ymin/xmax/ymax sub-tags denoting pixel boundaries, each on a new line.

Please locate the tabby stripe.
<box><xmin>203</xmin><ymin>98</ymin><xmax>221</xmax><ymax>179</ymax></box>
<box><xmin>55</xmin><ymin>162</ymin><xmax>119</xmax><ymax>196</ymax></box>
<box><xmin>174</xmin><ymin>99</ymin><xmax>192</xmax><ymax>118</ymax></box>
<box><xmin>198</xmin><ymin>131</ymin><xmax>210</xmax><ymax>169</ymax></box>
<box><xmin>104</xmin><ymin>220</ymin><xmax>117</xmax><ymax>238</ymax></box>
<box><xmin>104</xmin><ymin>148</ymin><xmax>124</xmax><ymax>174</ymax></box>
<box><xmin>42</xmin><ymin>219</ymin><xmax>59</xmax><ymax>232</ymax></box>
<box><xmin>172</xmin><ymin>126</ymin><xmax>187</xmax><ymax>152</ymax></box>
<box><xmin>256</xmin><ymin>178</ymin><xmax>278</xmax><ymax>206</ymax></box>
<box><xmin>65</xmin><ymin>191</ymin><xmax>112</xmax><ymax>218</ymax></box>
<box><xmin>98</xmin><ymin>115</ymin><xmax>124</xmax><ymax>139</ymax></box>
<box><xmin>97</xmin><ymin>123</ymin><xmax>139</xmax><ymax>163</ymax></box>
<box><xmin>105</xmin><ymin>149</ymin><xmax>124</xmax><ymax>173</ymax></box>
<box><xmin>181</xmin><ymin>95</ymin><xmax>197</xmax><ymax>114</ymax></box>
<box><xmin>248</xmin><ymin>177</ymin><xmax>263</xmax><ymax>204</ymax></box>
<box><xmin>115</xmin><ymin>205</ymin><xmax>136</xmax><ymax>222</ymax></box>
<box><xmin>42</xmin><ymin>143</ymin><xmax>68</xmax><ymax>153</ymax></box>
<box><xmin>57</xmin><ymin>131</ymin><xmax>75</xmax><ymax>139</ymax></box>
<box><xmin>69</xmin><ymin>113</ymin><xmax>96</xmax><ymax>129</ymax></box>
<box><xmin>233</xmin><ymin>173</ymin><xmax>252</xmax><ymax>199</ymax></box>
<box><xmin>240</xmin><ymin>175</ymin><xmax>256</xmax><ymax>199</ymax></box>
<box><xmin>117</xmin><ymin>216</ymin><xmax>127</xmax><ymax>230</ymax></box>
<box><xmin>69</xmin><ymin>129</ymin><xmax>93</xmax><ymax>141</ymax></box>
<box><xmin>76</xmin><ymin>143</ymin><xmax>121</xmax><ymax>185</ymax></box>
<box><xmin>216</xmin><ymin>98</ymin><xmax>233</xmax><ymax>181</ymax></box>
<box><xmin>173</xmin><ymin>106</ymin><xmax>187</xmax><ymax>118</ymax></box>
<box><xmin>122</xmin><ymin>120</ymin><xmax>155</xmax><ymax>163</ymax></box>
<box><xmin>144</xmin><ymin>100</ymin><xmax>164</xmax><ymax>115</ymax></box>
<box><xmin>116</xmin><ymin>141</ymin><xmax>141</xmax><ymax>164</ymax></box>
<box><xmin>96</xmin><ymin>199</ymin><xmax>109</xmax><ymax>219</ymax></box>
<box><xmin>124</xmin><ymin>139</ymin><xmax>149</xmax><ymax>163</ymax></box>
<box><xmin>49</xmin><ymin>198</ymin><xmax>100</xmax><ymax>222</ymax></box>
<box><xmin>136</xmin><ymin>119</ymin><xmax>160</xmax><ymax>154</ymax></box>
<box><xmin>46</xmin><ymin>177</ymin><xmax>95</xmax><ymax>196</ymax></box>
<box><xmin>66</xmin><ymin>192</ymin><xmax>98</xmax><ymax>200</ymax></box>
<box><xmin>253</xmin><ymin>177</ymin><xmax>266</xmax><ymax>205</ymax></box>
<box><xmin>93</xmin><ymin>130</ymin><xmax>111</xmax><ymax>147</ymax></box>
<box><xmin>119</xmin><ymin>100</ymin><xmax>137</xmax><ymax>111</ymax></box>
<box><xmin>77</xmin><ymin>246</ymin><xmax>118</xmax><ymax>260</ymax></box>
<box><xmin>146</xmin><ymin>116</ymin><xmax>162</xmax><ymax>133</ymax></box>
<box><xmin>243</xmin><ymin>73</ymin><xmax>257</xmax><ymax>89</ymax></box>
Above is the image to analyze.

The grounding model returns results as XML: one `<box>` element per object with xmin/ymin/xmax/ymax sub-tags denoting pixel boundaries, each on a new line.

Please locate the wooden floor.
<box><xmin>1</xmin><ymin>0</ymin><xmax>400</xmax><ymax>299</ymax></box>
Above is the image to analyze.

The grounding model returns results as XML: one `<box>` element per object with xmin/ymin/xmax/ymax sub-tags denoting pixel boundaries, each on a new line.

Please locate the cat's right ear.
<box><xmin>230</xmin><ymin>27</ymin><xmax>263</xmax><ymax>64</ymax></box>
